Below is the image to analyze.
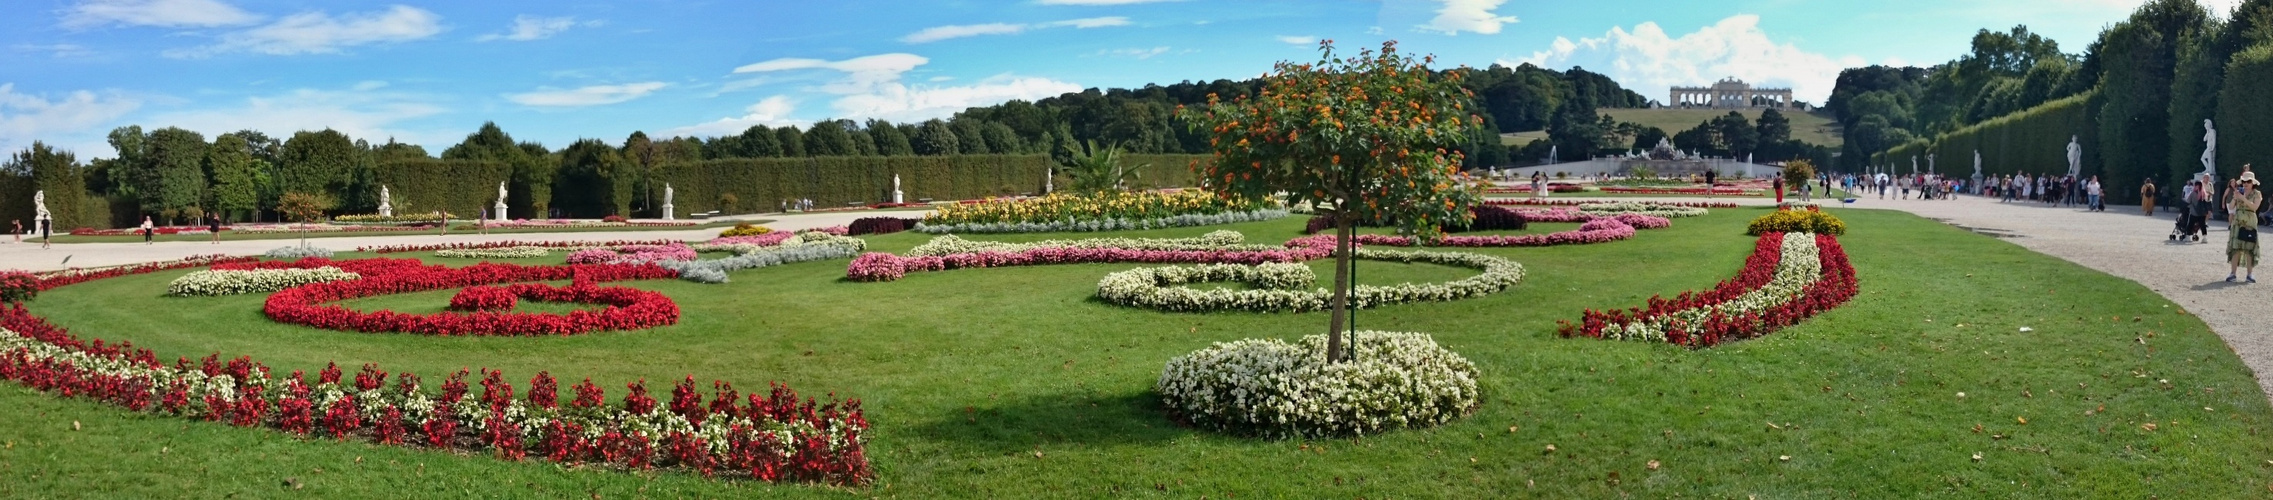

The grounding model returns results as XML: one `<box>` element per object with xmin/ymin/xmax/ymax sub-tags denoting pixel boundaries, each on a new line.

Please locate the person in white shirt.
<box><xmin>2086</xmin><ymin>176</ymin><xmax>2104</xmax><ymax>212</ymax></box>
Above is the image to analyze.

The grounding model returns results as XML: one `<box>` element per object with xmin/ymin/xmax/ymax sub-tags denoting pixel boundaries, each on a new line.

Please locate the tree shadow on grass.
<box><xmin>907</xmin><ymin>389</ymin><xmax>1189</xmax><ymax>453</ymax></box>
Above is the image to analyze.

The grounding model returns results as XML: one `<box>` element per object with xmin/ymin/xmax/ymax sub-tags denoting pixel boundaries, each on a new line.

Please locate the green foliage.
<box><xmin>1781</xmin><ymin>159</ymin><xmax>1817</xmax><ymax>181</ymax></box>
<box><xmin>371</xmin><ymin>159</ymin><xmax>512</xmax><ymax>217</ymax></box>
<box><xmin>775</xmin><ymin>127</ymin><xmax>806</xmax><ymax>157</ymax></box>
<box><xmin>275</xmin><ymin>191</ymin><xmax>335</xmax><ymax>224</ymax></box>
<box><xmin>2</xmin><ymin>143</ymin><xmax>88</xmax><ymax>229</ymax></box>
<box><xmin>1883</xmin><ymin>92</ymin><xmax>2098</xmax><ymax>181</ymax></box>
<box><xmin>802</xmin><ymin>120</ymin><xmax>858</xmax><ymax>156</ymax></box>
<box><xmin>278</xmin><ymin>129</ymin><xmax>359</xmax><ymax>200</ymax></box>
<box><xmin>2098</xmin><ymin>21</ymin><xmax>2179</xmax><ymax>205</ymax></box>
<box><xmin>442</xmin><ymin>123</ymin><xmax>554</xmax><ymax>217</ymax></box>
<box><xmin>206</xmin><ymin>134</ymin><xmax>261</xmax><ymax>220</ymax></box>
<box><xmin>911</xmin><ymin>120</ymin><xmax>958</xmax><ymax>156</ymax></box>
<box><xmin>553</xmin><ymin>139</ymin><xmax>635</xmax><ymax>218</ymax></box>
<box><xmin>2218</xmin><ymin>43</ymin><xmax>2273</xmax><ymax>188</ymax></box>
<box><xmin>144</xmin><ymin>127</ymin><xmax>208</xmax><ymax>217</ymax></box>
<box><xmin>1059</xmin><ymin>141</ymin><xmax>1149</xmax><ymax>193</ymax></box>
<box><xmin>653</xmin><ymin>154</ymin><xmax>1204</xmax><ymax>215</ymax></box>
<box><xmin>866</xmin><ymin>119</ymin><xmax>914</xmax><ymax>156</ymax></box>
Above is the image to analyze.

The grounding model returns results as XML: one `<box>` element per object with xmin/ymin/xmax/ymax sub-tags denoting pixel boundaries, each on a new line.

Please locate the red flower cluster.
<box><xmin>263</xmin><ymin>261</ymin><xmax>681</xmax><ymax>336</ymax></box>
<box><xmin>1559</xmin><ymin>233</ymin><xmax>1859</xmax><ymax>347</ymax></box>
<box><xmin>69</xmin><ymin>226</ymin><xmax>231</xmax><ymax>236</ymax></box>
<box><xmin>1483</xmin><ymin>199</ymin><xmax>1739</xmax><ymax>208</ymax></box>
<box><xmin>448</xmin><ymin>286</ymin><xmax>519</xmax><ymax>311</ymax></box>
<box><xmin>0</xmin><ymin>272</ymin><xmax>36</xmax><ymax>303</ymax></box>
<box><xmin>848</xmin><ymin>245</ymin><xmax>1327</xmax><ymax>282</ymax></box>
<box><xmin>34</xmin><ymin>255</ymin><xmax>257</xmax><ymax>290</ymax></box>
<box><xmin>356</xmin><ymin>239</ymin><xmax>681</xmax><ymax>254</ymax></box>
<box><xmin>0</xmin><ymin>273</ymin><xmax>872</xmax><ymax>485</ymax></box>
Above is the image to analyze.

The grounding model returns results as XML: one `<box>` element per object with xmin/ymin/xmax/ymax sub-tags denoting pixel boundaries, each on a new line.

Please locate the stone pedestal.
<box><xmin>661</xmin><ymin>204</ymin><xmax>675</xmax><ymax>221</ymax></box>
<box><xmin>893</xmin><ymin>190</ymin><xmax>904</xmax><ymax>204</ymax></box>
<box><xmin>493</xmin><ymin>201</ymin><xmax>508</xmax><ymax>221</ymax></box>
<box><xmin>377</xmin><ymin>203</ymin><xmax>392</xmax><ymax>217</ymax></box>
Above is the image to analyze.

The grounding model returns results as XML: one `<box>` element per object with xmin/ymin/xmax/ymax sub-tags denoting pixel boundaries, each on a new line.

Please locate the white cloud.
<box><xmin>166</xmin><ymin>5</ymin><xmax>442</xmax><ymax>58</ymax></box>
<box><xmin>0</xmin><ymin>84</ymin><xmax>143</xmax><ymax>156</ymax></box>
<box><xmin>661</xmin><ymin>96</ymin><xmax>800</xmax><ymax>137</ymax></box>
<box><xmin>734</xmin><ymin>53</ymin><xmax>929</xmax><ymax>94</ymax></box>
<box><xmin>1097</xmin><ymin>46</ymin><xmax>1170</xmax><ymax>59</ymax></box>
<box><xmin>1277</xmin><ymin>35</ymin><xmax>1317</xmax><ymax>45</ymax></box>
<box><xmin>1045</xmin><ymin>17</ymin><xmax>1130</xmax><ymax>28</ymax></box>
<box><xmin>901</xmin><ymin>23</ymin><xmax>1026</xmax><ymax>43</ymax></box>
<box><xmin>832</xmin><ymin>75</ymin><xmax>1081</xmax><ymax>123</ymax></box>
<box><xmin>1418</xmin><ymin>0</ymin><xmax>1518</xmax><ymax>35</ymax></box>
<box><xmin>901</xmin><ymin>16</ymin><xmax>1131</xmax><ymax>43</ymax></box>
<box><xmin>13</xmin><ymin>44</ymin><xmax>97</xmax><ymax>58</ymax></box>
<box><xmin>1509</xmin><ymin>15</ymin><xmax>1850</xmax><ymax>104</ymax></box>
<box><xmin>478</xmin><ymin>15</ymin><xmax>595</xmax><ymax>42</ymax></box>
<box><xmin>351</xmin><ymin>80</ymin><xmax>388</xmax><ymax>91</ymax></box>
<box><xmin>505</xmin><ymin>82</ymin><xmax>667</xmax><ymax>107</ymax></box>
<box><xmin>62</xmin><ymin>0</ymin><xmax>261</xmax><ymax>28</ymax></box>
<box><xmin>144</xmin><ymin>85</ymin><xmax>449</xmax><ymax>148</ymax></box>
<box><xmin>1038</xmin><ymin>0</ymin><xmax>1183</xmax><ymax>4</ymax></box>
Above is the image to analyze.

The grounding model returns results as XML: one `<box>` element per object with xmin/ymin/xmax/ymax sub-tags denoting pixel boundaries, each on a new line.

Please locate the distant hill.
<box><xmin>1501</xmin><ymin>108</ymin><xmax>1845</xmax><ymax>149</ymax></box>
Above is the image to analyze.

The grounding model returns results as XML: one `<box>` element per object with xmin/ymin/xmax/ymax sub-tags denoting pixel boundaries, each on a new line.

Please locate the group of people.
<box><xmin>1987</xmin><ymin>173</ymin><xmax>2105</xmax><ymax>211</ymax></box>
<box><xmin>1854</xmin><ymin>173</ymin><xmax>1962</xmax><ymax>201</ymax></box>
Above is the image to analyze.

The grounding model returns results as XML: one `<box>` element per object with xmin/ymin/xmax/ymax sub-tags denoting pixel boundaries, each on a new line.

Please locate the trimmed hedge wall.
<box><xmin>652</xmin><ymin>154</ymin><xmax>1207</xmax><ymax>217</ymax></box>
<box><xmin>1875</xmin><ymin>93</ymin><xmax>2104</xmax><ymax>197</ymax></box>
<box><xmin>2217</xmin><ymin>44</ymin><xmax>2273</xmax><ymax>193</ymax></box>
<box><xmin>372</xmin><ymin>159</ymin><xmax>513</xmax><ymax>218</ymax></box>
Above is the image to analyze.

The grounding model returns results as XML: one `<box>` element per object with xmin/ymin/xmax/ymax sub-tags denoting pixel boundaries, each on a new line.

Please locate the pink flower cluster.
<box><xmin>262</xmin><ymin>260</ymin><xmax>681</xmax><ymax>336</ymax></box>
<box><xmin>1484</xmin><ymin>199</ymin><xmax>1739</xmax><ymax>208</ymax></box>
<box><xmin>708</xmin><ymin>232</ymin><xmax>798</xmax><ymax>247</ymax></box>
<box><xmin>848</xmin><ymin>246</ymin><xmax>1328</xmax><ymax>282</ymax></box>
<box><xmin>566</xmin><ymin>244</ymin><xmax>699</xmax><ymax>265</ymax></box>
<box><xmin>1281</xmin><ymin>213</ymin><xmax>1667</xmax><ymax>249</ymax></box>
<box><xmin>356</xmin><ymin>239</ymin><xmax>682</xmax><ymax>254</ymax></box>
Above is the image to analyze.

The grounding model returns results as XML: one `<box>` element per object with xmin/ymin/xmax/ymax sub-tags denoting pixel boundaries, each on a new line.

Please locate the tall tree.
<box><xmin>144</xmin><ymin>127</ymin><xmax>208</xmax><ymax>220</ymax></box>
<box><xmin>867</xmin><ymin>119</ymin><xmax>914</xmax><ymax>155</ymax></box>
<box><xmin>278</xmin><ymin>129</ymin><xmax>358</xmax><ymax>205</ymax></box>
<box><xmin>950</xmin><ymin>119</ymin><xmax>991</xmax><ymax>154</ymax></box>
<box><xmin>206</xmin><ymin>134</ymin><xmax>261</xmax><ymax>221</ymax></box>
<box><xmin>555</xmin><ymin>138</ymin><xmax>634</xmax><ymax>217</ymax></box>
<box><xmin>803</xmin><ymin>120</ymin><xmax>857</xmax><ymax>156</ymax></box>
<box><xmin>911</xmin><ymin>119</ymin><xmax>959</xmax><ymax>156</ymax></box>
<box><xmin>1179</xmin><ymin>40</ymin><xmax>1481</xmax><ymax>363</ymax></box>
<box><xmin>774</xmin><ymin>126</ymin><xmax>806</xmax><ymax>157</ymax></box>
<box><xmin>9</xmin><ymin>143</ymin><xmax>87</xmax><ymax>229</ymax></box>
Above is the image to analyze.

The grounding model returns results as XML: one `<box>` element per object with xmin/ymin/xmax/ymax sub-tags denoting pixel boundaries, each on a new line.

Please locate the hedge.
<box><xmin>652</xmin><ymin>154</ymin><xmax>1208</xmax><ymax>217</ymax></box>
<box><xmin>2217</xmin><ymin>44</ymin><xmax>2273</xmax><ymax>195</ymax></box>
<box><xmin>370</xmin><ymin>159</ymin><xmax>513</xmax><ymax>219</ymax></box>
<box><xmin>1874</xmin><ymin>92</ymin><xmax>2102</xmax><ymax>195</ymax></box>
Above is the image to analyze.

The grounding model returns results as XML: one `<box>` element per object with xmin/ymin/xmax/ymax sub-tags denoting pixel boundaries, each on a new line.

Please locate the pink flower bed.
<box><xmin>848</xmin><ymin>246</ymin><xmax>1327</xmax><ymax>282</ymax></box>
<box><xmin>358</xmin><ymin>240</ymin><xmax>682</xmax><ymax>254</ymax></box>
<box><xmin>1484</xmin><ymin>199</ymin><xmax>1739</xmax><ymax>208</ymax></box>
<box><xmin>565</xmin><ymin>244</ymin><xmax>699</xmax><ymax>265</ymax></box>
<box><xmin>709</xmin><ymin>232</ymin><xmax>798</xmax><ymax>247</ymax></box>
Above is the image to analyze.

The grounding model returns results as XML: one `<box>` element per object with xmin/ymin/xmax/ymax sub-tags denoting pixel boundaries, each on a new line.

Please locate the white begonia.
<box><xmin>1598</xmin><ymin>233</ymin><xmax>1826</xmax><ymax>342</ymax></box>
<box><xmin>434</xmin><ymin>246</ymin><xmax>551</xmax><ymax>259</ymax></box>
<box><xmin>1097</xmin><ymin>248</ymin><xmax>1523</xmax><ymax>312</ymax></box>
<box><xmin>1158</xmin><ymin>331</ymin><xmax>1479</xmax><ymax>437</ymax></box>
<box><xmin>914</xmin><ymin>209</ymin><xmax>1291</xmax><ymax>234</ymax></box>
<box><xmin>168</xmin><ymin>267</ymin><xmax>360</xmax><ymax>296</ymax></box>
<box><xmin>1577</xmin><ymin>203</ymin><xmax>1710</xmax><ymax>218</ymax></box>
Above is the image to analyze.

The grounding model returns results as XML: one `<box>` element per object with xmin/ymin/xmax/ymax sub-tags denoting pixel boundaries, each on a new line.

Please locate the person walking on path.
<box><xmin>2229</xmin><ymin>171</ymin><xmax>2262</xmax><ymax>283</ymax></box>
<box><xmin>9</xmin><ymin>220</ymin><xmax>17</xmax><ymax>244</ymax></box>
<box><xmin>207</xmin><ymin>212</ymin><xmax>222</xmax><ymax>245</ymax></box>
<box><xmin>2087</xmin><ymin>176</ymin><xmax>2105</xmax><ymax>212</ymax></box>
<box><xmin>2142</xmin><ymin>178</ymin><xmax>2158</xmax><ymax>216</ymax></box>
<box><xmin>1530</xmin><ymin>171</ymin><xmax>1547</xmax><ymax>199</ymax></box>
<box><xmin>1773</xmin><ymin>173</ymin><xmax>1785</xmax><ymax>204</ymax></box>
<box><xmin>140</xmin><ymin>216</ymin><xmax>153</xmax><ymax>244</ymax></box>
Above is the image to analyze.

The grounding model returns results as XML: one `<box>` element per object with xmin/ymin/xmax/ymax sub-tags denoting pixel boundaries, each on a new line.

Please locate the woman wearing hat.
<box><xmin>2230</xmin><ymin>171</ymin><xmax>2262</xmax><ymax>283</ymax></box>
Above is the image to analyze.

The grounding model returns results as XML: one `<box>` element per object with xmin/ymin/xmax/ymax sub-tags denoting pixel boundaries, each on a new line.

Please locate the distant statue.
<box><xmin>2198</xmin><ymin>121</ymin><xmax>2217</xmax><ymax>178</ymax></box>
<box><xmin>33</xmin><ymin>190</ymin><xmax>50</xmax><ymax>221</ymax></box>
<box><xmin>660</xmin><ymin>183</ymin><xmax>676</xmax><ymax>221</ymax></box>
<box><xmin>377</xmin><ymin>185</ymin><xmax>393</xmax><ymax>217</ymax></box>
<box><xmin>2069</xmin><ymin>134</ymin><xmax>2086</xmax><ymax>179</ymax></box>
<box><xmin>497</xmin><ymin>181</ymin><xmax>508</xmax><ymax>203</ymax></box>
<box><xmin>892</xmin><ymin>174</ymin><xmax>904</xmax><ymax>204</ymax></box>
<box><xmin>1910</xmin><ymin>156</ymin><xmax>1918</xmax><ymax>174</ymax></box>
<box><xmin>664</xmin><ymin>183</ymin><xmax>675</xmax><ymax>207</ymax></box>
<box><xmin>493</xmin><ymin>182</ymin><xmax>509</xmax><ymax>220</ymax></box>
<box><xmin>1927</xmin><ymin>153</ymin><xmax>1936</xmax><ymax>174</ymax></box>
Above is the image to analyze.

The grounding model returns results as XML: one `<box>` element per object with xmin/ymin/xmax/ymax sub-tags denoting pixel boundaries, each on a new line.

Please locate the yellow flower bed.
<box><xmin>1746</xmin><ymin>209</ymin><xmax>1846</xmax><ymax>236</ymax></box>
<box><xmin>925</xmin><ymin>191</ymin><xmax>1266</xmax><ymax>225</ymax></box>
<box><xmin>719</xmin><ymin>223</ymin><xmax>773</xmax><ymax>237</ymax></box>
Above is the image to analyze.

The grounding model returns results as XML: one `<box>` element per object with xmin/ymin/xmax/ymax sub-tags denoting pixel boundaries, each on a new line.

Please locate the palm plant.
<box><xmin>1059</xmin><ymin>140</ymin><xmax>1149</xmax><ymax>194</ymax></box>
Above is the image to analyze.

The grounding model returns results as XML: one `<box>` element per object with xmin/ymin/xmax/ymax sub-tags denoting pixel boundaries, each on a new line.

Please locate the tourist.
<box><xmin>1773</xmin><ymin>173</ymin><xmax>1785</xmax><ymax>204</ymax></box>
<box><xmin>2141</xmin><ymin>178</ymin><xmax>2158</xmax><ymax>216</ymax></box>
<box><xmin>140</xmin><ymin>215</ymin><xmax>153</xmax><ymax>244</ymax></box>
<box><xmin>2228</xmin><ymin>171</ymin><xmax>2261</xmax><ymax>283</ymax></box>
<box><xmin>38</xmin><ymin>217</ymin><xmax>49</xmax><ymax>249</ymax></box>
<box><xmin>2087</xmin><ymin>176</ymin><xmax>2104</xmax><ymax>212</ymax></box>
<box><xmin>1531</xmin><ymin>171</ymin><xmax>1547</xmax><ymax>198</ymax></box>
<box><xmin>9</xmin><ymin>219</ymin><xmax>17</xmax><ymax>244</ymax></box>
<box><xmin>208</xmin><ymin>212</ymin><xmax>222</xmax><ymax>244</ymax></box>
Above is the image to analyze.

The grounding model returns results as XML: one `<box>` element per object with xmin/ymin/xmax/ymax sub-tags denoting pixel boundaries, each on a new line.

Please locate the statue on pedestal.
<box><xmin>33</xmin><ymin>190</ymin><xmax>50</xmax><ymax>223</ymax></box>
<box><xmin>2070</xmin><ymin>134</ymin><xmax>2086</xmax><ymax>179</ymax></box>
<box><xmin>494</xmin><ymin>181</ymin><xmax>509</xmax><ymax>220</ymax></box>
<box><xmin>2197</xmin><ymin>121</ymin><xmax>2216</xmax><ymax>179</ymax></box>
<box><xmin>377</xmin><ymin>185</ymin><xmax>393</xmax><ymax>217</ymax></box>
<box><xmin>892</xmin><ymin>174</ymin><xmax>904</xmax><ymax>204</ymax></box>
<box><xmin>661</xmin><ymin>183</ymin><xmax>676</xmax><ymax>220</ymax></box>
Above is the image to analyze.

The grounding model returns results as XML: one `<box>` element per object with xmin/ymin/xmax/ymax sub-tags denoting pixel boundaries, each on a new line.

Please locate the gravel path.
<box><xmin>1837</xmin><ymin>193</ymin><xmax>2273</xmax><ymax>401</ymax></box>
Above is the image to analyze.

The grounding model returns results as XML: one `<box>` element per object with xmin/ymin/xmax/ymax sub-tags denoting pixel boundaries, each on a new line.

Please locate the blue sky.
<box><xmin>0</xmin><ymin>0</ymin><xmax>2235</xmax><ymax>159</ymax></box>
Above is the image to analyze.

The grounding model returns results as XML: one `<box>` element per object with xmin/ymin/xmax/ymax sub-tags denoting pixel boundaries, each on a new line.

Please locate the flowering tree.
<box><xmin>1178</xmin><ymin>40</ymin><xmax>1483</xmax><ymax>362</ymax></box>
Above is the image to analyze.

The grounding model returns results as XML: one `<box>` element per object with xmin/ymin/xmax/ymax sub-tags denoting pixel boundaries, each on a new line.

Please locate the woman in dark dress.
<box><xmin>208</xmin><ymin>213</ymin><xmax>223</xmax><ymax>244</ymax></box>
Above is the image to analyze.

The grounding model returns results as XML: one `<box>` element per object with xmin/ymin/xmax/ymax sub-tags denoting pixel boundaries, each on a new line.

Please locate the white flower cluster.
<box><xmin>263</xmin><ymin>245</ymin><xmax>336</xmax><ymax>259</ymax></box>
<box><xmin>1095</xmin><ymin>248</ymin><xmax>1523</xmax><ymax>312</ymax></box>
<box><xmin>913</xmin><ymin>209</ymin><xmax>1290</xmax><ymax>234</ymax></box>
<box><xmin>907</xmin><ymin>230</ymin><xmax>1266</xmax><ymax>256</ymax></box>
<box><xmin>1598</xmin><ymin>233</ymin><xmax>1823</xmax><ymax>342</ymax></box>
<box><xmin>434</xmin><ymin>246</ymin><xmax>551</xmax><ymax>259</ymax></box>
<box><xmin>1578</xmin><ymin>203</ymin><xmax>1709</xmax><ymax>218</ymax></box>
<box><xmin>169</xmin><ymin>267</ymin><xmax>361</xmax><ymax>296</ymax></box>
<box><xmin>1157</xmin><ymin>331</ymin><xmax>1480</xmax><ymax>437</ymax></box>
<box><xmin>659</xmin><ymin>232</ymin><xmax>866</xmax><ymax>283</ymax></box>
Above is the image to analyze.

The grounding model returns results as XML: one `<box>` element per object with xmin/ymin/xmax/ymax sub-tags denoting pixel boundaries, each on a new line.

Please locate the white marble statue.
<box><xmin>377</xmin><ymin>185</ymin><xmax>393</xmax><ymax>217</ymax></box>
<box><xmin>892</xmin><ymin>174</ymin><xmax>904</xmax><ymax>204</ymax></box>
<box><xmin>493</xmin><ymin>181</ymin><xmax>509</xmax><ymax>220</ymax></box>
<box><xmin>1927</xmin><ymin>153</ymin><xmax>1936</xmax><ymax>174</ymax></box>
<box><xmin>1972</xmin><ymin>150</ymin><xmax>1984</xmax><ymax>178</ymax></box>
<box><xmin>2198</xmin><ymin>120</ymin><xmax>2217</xmax><ymax>178</ymax></box>
<box><xmin>33</xmin><ymin>190</ymin><xmax>50</xmax><ymax>222</ymax></box>
<box><xmin>1910</xmin><ymin>156</ymin><xmax>1918</xmax><ymax>175</ymax></box>
<box><xmin>2069</xmin><ymin>134</ymin><xmax>2086</xmax><ymax>179</ymax></box>
<box><xmin>664</xmin><ymin>183</ymin><xmax>674</xmax><ymax>207</ymax></box>
<box><xmin>661</xmin><ymin>183</ymin><xmax>675</xmax><ymax>220</ymax></box>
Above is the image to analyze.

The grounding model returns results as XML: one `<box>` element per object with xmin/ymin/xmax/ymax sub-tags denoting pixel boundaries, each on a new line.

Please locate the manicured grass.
<box><xmin>41</xmin><ymin>220</ymin><xmax>761</xmax><ymax>244</ymax></box>
<box><xmin>5</xmin><ymin>207</ymin><xmax>2270</xmax><ymax>497</ymax></box>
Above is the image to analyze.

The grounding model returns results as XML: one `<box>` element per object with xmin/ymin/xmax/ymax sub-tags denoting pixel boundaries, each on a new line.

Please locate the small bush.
<box><xmin>847</xmin><ymin>217</ymin><xmax>918</xmax><ymax>236</ymax></box>
<box><xmin>1444</xmin><ymin>206</ymin><xmax>1527</xmax><ymax>233</ymax></box>
<box><xmin>1747</xmin><ymin>209</ymin><xmax>1846</xmax><ymax>236</ymax></box>
<box><xmin>265</xmin><ymin>245</ymin><xmax>336</xmax><ymax>259</ymax></box>
<box><xmin>719</xmin><ymin>223</ymin><xmax>772</xmax><ymax>238</ymax></box>
<box><xmin>1157</xmin><ymin>331</ymin><xmax>1480</xmax><ymax>437</ymax></box>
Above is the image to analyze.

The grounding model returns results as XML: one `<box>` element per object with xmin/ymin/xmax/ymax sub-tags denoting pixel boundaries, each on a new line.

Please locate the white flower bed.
<box><xmin>263</xmin><ymin>245</ymin><xmax>335</xmax><ymax>259</ymax></box>
<box><xmin>660</xmin><ymin>232</ymin><xmax>866</xmax><ymax>283</ymax></box>
<box><xmin>1597</xmin><ymin>232</ymin><xmax>1823</xmax><ymax>342</ymax></box>
<box><xmin>1158</xmin><ymin>331</ymin><xmax>1480</xmax><ymax>437</ymax></box>
<box><xmin>907</xmin><ymin>230</ymin><xmax>1268</xmax><ymax>256</ymax></box>
<box><xmin>913</xmin><ymin>209</ymin><xmax>1290</xmax><ymax>234</ymax></box>
<box><xmin>169</xmin><ymin>267</ymin><xmax>360</xmax><ymax>296</ymax></box>
<box><xmin>433</xmin><ymin>246</ymin><xmax>551</xmax><ymax>259</ymax></box>
<box><xmin>1096</xmin><ymin>248</ymin><xmax>1523</xmax><ymax>312</ymax></box>
<box><xmin>1578</xmin><ymin>203</ymin><xmax>1709</xmax><ymax>218</ymax></box>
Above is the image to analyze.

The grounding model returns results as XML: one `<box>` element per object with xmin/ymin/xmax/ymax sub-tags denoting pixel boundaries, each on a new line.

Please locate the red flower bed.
<box><xmin>70</xmin><ymin>226</ymin><xmax>231</xmax><ymax>236</ymax></box>
<box><xmin>1557</xmin><ymin>233</ymin><xmax>1858</xmax><ymax>347</ymax></box>
<box><xmin>35</xmin><ymin>255</ymin><xmax>257</xmax><ymax>290</ymax></box>
<box><xmin>448</xmin><ymin>286</ymin><xmax>518</xmax><ymax>311</ymax></box>
<box><xmin>1483</xmin><ymin>199</ymin><xmax>1740</xmax><ymax>208</ymax></box>
<box><xmin>0</xmin><ymin>272</ymin><xmax>35</xmax><ymax>303</ymax></box>
<box><xmin>1596</xmin><ymin>186</ymin><xmax>1760</xmax><ymax>195</ymax></box>
<box><xmin>0</xmin><ymin>259</ymin><xmax>871</xmax><ymax>485</ymax></box>
<box><xmin>263</xmin><ymin>261</ymin><xmax>681</xmax><ymax>336</ymax></box>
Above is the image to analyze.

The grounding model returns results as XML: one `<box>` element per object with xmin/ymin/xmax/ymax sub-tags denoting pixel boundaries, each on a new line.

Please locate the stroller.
<box><xmin>2171</xmin><ymin>197</ymin><xmax>2209</xmax><ymax>242</ymax></box>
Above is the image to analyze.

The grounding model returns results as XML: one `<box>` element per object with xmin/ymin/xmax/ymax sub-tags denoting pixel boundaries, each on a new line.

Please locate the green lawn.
<box><xmin>4</xmin><ymin>208</ymin><xmax>2268</xmax><ymax>498</ymax></box>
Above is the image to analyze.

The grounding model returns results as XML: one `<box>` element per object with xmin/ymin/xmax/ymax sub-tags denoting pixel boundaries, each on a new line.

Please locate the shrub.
<box><xmin>265</xmin><ymin>245</ymin><xmax>336</xmax><ymax>259</ymax></box>
<box><xmin>847</xmin><ymin>217</ymin><xmax>918</xmax><ymax>236</ymax></box>
<box><xmin>168</xmin><ymin>267</ymin><xmax>360</xmax><ymax>296</ymax></box>
<box><xmin>1157</xmin><ymin>331</ymin><xmax>1480</xmax><ymax>437</ymax></box>
<box><xmin>1747</xmin><ymin>208</ymin><xmax>1846</xmax><ymax>236</ymax></box>
<box><xmin>719</xmin><ymin>223</ymin><xmax>772</xmax><ymax>238</ymax></box>
<box><xmin>602</xmin><ymin>215</ymin><xmax>628</xmax><ymax>223</ymax></box>
<box><xmin>1444</xmin><ymin>205</ymin><xmax>1526</xmax><ymax>233</ymax></box>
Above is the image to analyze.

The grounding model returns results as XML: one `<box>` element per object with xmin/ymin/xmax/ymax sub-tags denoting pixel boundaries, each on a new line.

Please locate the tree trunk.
<box><xmin>1325</xmin><ymin>210</ymin><xmax>1353</xmax><ymax>364</ymax></box>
